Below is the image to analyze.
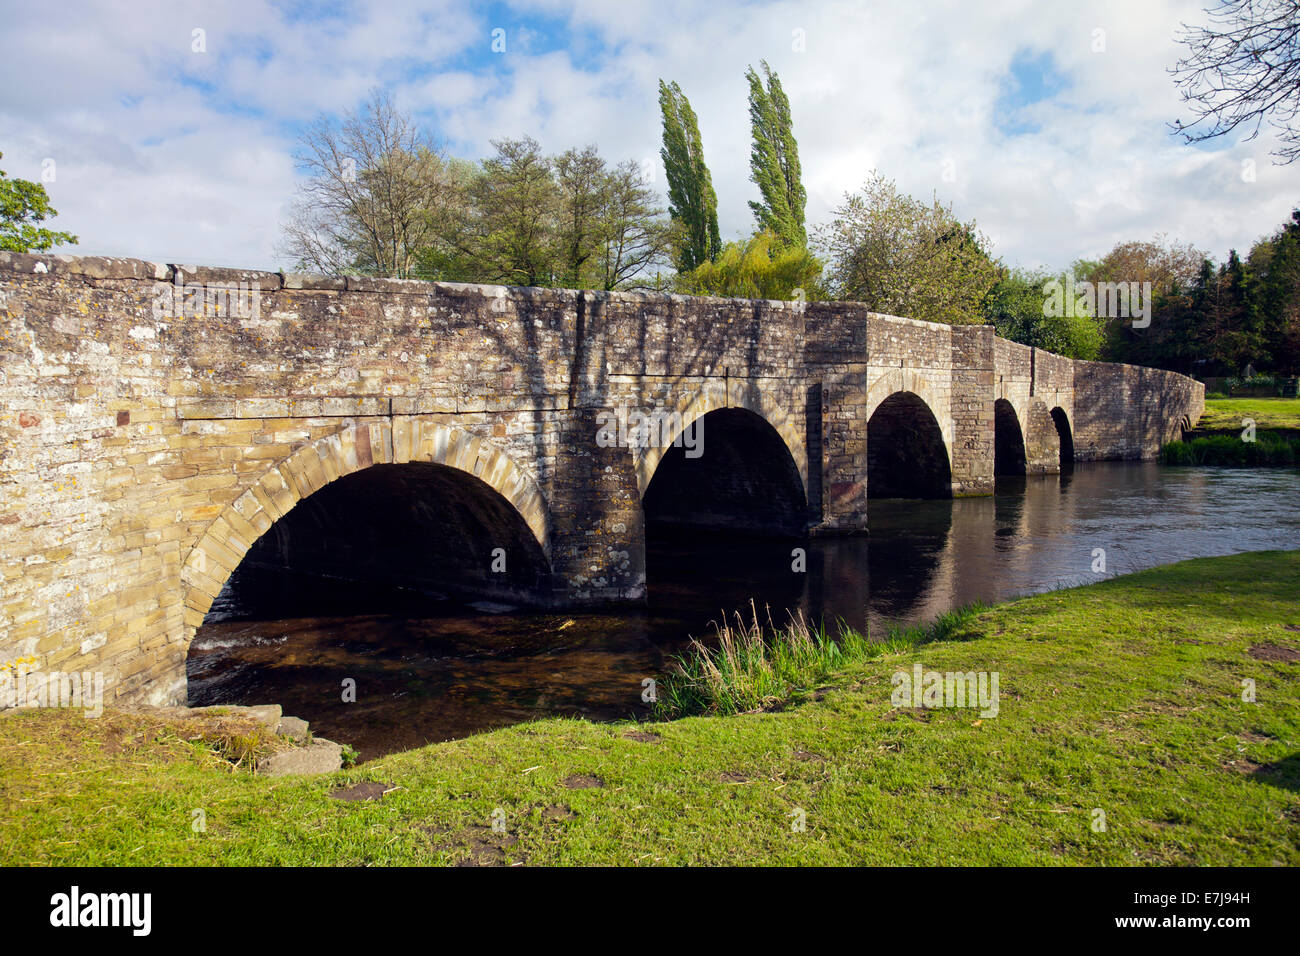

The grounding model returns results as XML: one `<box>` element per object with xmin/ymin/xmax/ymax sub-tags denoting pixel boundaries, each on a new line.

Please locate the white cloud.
<box><xmin>0</xmin><ymin>0</ymin><xmax>1295</xmax><ymax>271</ymax></box>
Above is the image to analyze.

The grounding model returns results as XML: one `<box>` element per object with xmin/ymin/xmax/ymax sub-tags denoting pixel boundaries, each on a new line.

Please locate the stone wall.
<box><xmin>1072</xmin><ymin>360</ymin><xmax>1205</xmax><ymax>461</ymax></box>
<box><xmin>0</xmin><ymin>252</ymin><xmax>1203</xmax><ymax>707</ymax></box>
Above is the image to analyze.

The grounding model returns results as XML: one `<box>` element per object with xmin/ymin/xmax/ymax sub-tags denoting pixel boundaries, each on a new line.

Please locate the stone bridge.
<box><xmin>0</xmin><ymin>253</ymin><xmax>1204</xmax><ymax>707</ymax></box>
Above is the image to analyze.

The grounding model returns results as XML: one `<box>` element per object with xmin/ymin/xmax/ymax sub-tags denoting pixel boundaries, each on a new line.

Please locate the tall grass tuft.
<box><xmin>654</xmin><ymin>601</ymin><xmax>987</xmax><ymax>718</ymax></box>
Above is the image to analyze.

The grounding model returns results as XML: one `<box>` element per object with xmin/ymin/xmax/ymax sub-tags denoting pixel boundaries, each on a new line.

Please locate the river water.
<box><xmin>188</xmin><ymin>462</ymin><xmax>1300</xmax><ymax>760</ymax></box>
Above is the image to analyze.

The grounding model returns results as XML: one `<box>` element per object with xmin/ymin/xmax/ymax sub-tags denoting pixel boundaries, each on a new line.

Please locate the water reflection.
<box><xmin>189</xmin><ymin>462</ymin><xmax>1300</xmax><ymax>759</ymax></box>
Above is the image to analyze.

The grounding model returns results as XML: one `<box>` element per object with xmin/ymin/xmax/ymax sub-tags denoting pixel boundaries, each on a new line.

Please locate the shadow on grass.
<box><xmin>1249</xmin><ymin>753</ymin><xmax>1300</xmax><ymax>793</ymax></box>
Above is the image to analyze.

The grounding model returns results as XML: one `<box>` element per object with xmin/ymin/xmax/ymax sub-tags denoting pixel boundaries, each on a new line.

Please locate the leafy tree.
<box><xmin>658</xmin><ymin>79</ymin><xmax>721</xmax><ymax>272</ymax></box>
<box><xmin>678</xmin><ymin>229</ymin><xmax>823</xmax><ymax>300</ymax></box>
<box><xmin>554</xmin><ymin>145</ymin><xmax>608</xmax><ymax>287</ymax></box>
<box><xmin>466</xmin><ymin>136</ymin><xmax>561</xmax><ymax>287</ymax></box>
<box><xmin>1171</xmin><ymin>0</ymin><xmax>1300</xmax><ymax>164</ymax></box>
<box><xmin>411</xmin><ymin>144</ymin><xmax>672</xmax><ymax>291</ymax></box>
<box><xmin>982</xmin><ymin>270</ymin><xmax>1103</xmax><ymax>359</ymax></box>
<box><xmin>819</xmin><ymin>172</ymin><xmax>1001</xmax><ymax>325</ymax></box>
<box><xmin>1246</xmin><ymin>209</ymin><xmax>1300</xmax><ymax>372</ymax></box>
<box><xmin>1081</xmin><ymin>235</ymin><xmax>1207</xmax><ymax>295</ymax></box>
<box><xmin>745</xmin><ymin>61</ymin><xmax>806</xmax><ymax>247</ymax></box>
<box><xmin>1204</xmin><ymin>250</ymin><xmax>1264</xmax><ymax>370</ymax></box>
<box><xmin>0</xmin><ymin>152</ymin><xmax>77</xmax><ymax>253</ymax></box>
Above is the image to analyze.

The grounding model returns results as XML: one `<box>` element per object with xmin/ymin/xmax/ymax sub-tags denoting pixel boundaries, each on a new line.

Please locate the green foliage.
<box><xmin>982</xmin><ymin>269</ymin><xmax>1104</xmax><ymax>359</ymax></box>
<box><xmin>819</xmin><ymin>172</ymin><xmax>1001</xmax><ymax>325</ymax></box>
<box><xmin>1161</xmin><ymin>431</ymin><xmax>1300</xmax><ymax>466</ymax></box>
<box><xmin>1097</xmin><ymin>217</ymin><xmax>1300</xmax><ymax>377</ymax></box>
<box><xmin>0</xmin><ymin>152</ymin><xmax>77</xmax><ymax>253</ymax></box>
<box><xmin>655</xmin><ymin>602</ymin><xmax>989</xmax><ymax>718</ymax></box>
<box><xmin>412</xmin><ymin>141</ymin><xmax>672</xmax><ymax>290</ymax></box>
<box><xmin>745</xmin><ymin>61</ymin><xmax>806</xmax><ymax>247</ymax></box>
<box><xmin>677</xmin><ymin>229</ymin><xmax>822</xmax><ymax>300</ymax></box>
<box><xmin>339</xmin><ymin>744</ymin><xmax>360</xmax><ymax>769</ymax></box>
<box><xmin>658</xmin><ymin>79</ymin><xmax>721</xmax><ymax>272</ymax></box>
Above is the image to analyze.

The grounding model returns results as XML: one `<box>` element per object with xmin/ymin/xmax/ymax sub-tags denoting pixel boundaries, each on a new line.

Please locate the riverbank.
<box><xmin>1162</xmin><ymin>431</ymin><xmax>1300</xmax><ymax>466</ymax></box>
<box><xmin>2</xmin><ymin>549</ymin><xmax>1297</xmax><ymax>865</ymax></box>
<box><xmin>1163</xmin><ymin>397</ymin><xmax>1300</xmax><ymax>466</ymax></box>
<box><xmin>1196</xmin><ymin>396</ymin><xmax>1300</xmax><ymax>433</ymax></box>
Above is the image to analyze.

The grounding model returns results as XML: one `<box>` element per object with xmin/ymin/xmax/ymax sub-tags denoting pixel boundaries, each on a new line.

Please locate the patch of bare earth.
<box><xmin>330</xmin><ymin>782</ymin><xmax>391</xmax><ymax>802</ymax></box>
<box><xmin>1249</xmin><ymin>643</ymin><xmax>1300</xmax><ymax>662</ymax></box>
<box><xmin>623</xmin><ymin>730</ymin><xmax>661</xmax><ymax>744</ymax></box>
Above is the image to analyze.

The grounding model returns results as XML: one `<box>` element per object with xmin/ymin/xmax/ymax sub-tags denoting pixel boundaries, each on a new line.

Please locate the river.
<box><xmin>188</xmin><ymin>462</ymin><xmax>1300</xmax><ymax>760</ymax></box>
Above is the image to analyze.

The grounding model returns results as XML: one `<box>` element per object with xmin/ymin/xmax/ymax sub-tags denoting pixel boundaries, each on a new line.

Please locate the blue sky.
<box><xmin>0</xmin><ymin>0</ymin><xmax>1294</xmax><ymax>271</ymax></box>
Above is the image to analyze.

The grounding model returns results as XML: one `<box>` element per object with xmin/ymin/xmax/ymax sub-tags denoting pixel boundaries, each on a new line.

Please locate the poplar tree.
<box><xmin>746</xmin><ymin>61</ymin><xmax>806</xmax><ymax>247</ymax></box>
<box><xmin>658</xmin><ymin>79</ymin><xmax>721</xmax><ymax>272</ymax></box>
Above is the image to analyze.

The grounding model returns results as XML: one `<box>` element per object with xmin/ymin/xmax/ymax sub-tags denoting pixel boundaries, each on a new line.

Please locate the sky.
<box><xmin>1</xmin><ymin>0</ymin><xmax>1295</xmax><ymax>273</ymax></box>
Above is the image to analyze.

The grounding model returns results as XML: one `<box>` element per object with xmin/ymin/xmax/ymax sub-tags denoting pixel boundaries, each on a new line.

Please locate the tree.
<box><xmin>982</xmin><ymin>270</ymin><xmax>1103</xmax><ymax>359</ymax></box>
<box><xmin>409</xmin><ymin>142</ymin><xmax>672</xmax><ymax>290</ymax></box>
<box><xmin>1082</xmin><ymin>236</ymin><xmax>1207</xmax><ymax>295</ymax></box>
<box><xmin>819</xmin><ymin>173</ymin><xmax>1001</xmax><ymax>325</ymax></box>
<box><xmin>279</xmin><ymin>90</ymin><xmax>455</xmax><ymax>277</ymax></box>
<box><xmin>554</xmin><ymin>145</ymin><xmax>609</xmax><ymax>288</ymax></box>
<box><xmin>1203</xmin><ymin>250</ymin><xmax>1265</xmax><ymax>370</ymax></box>
<box><xmin>0</xmin><ymin>152</ymin><xmax>77</xmax><ymax>253</ymax></box>
<box><xmin>678</xmin><ymin>229</ymin><xmax>823</xmax><ymax>300</ymax></box>
<box><xmin>1246</xmin><ymin>209</ymin><xmax>1300</xmax><ymax>372</ymax></box>
<box><xmin>658</xmin><ymin>79</ymin><xmax>721</xmax><ymax>272</ymax></box>
<box><xmin>746</xmin><ymin>61</ymin><xmax>806</xmax><ymax>247</ymax></box>
<box><xmin>1171</xmin><ymin>0</ymin><xmax>1300</xmax><ymax>164</ymax></box>
<box><xmin>594</xmin><ymin>160</ymin><xmax>675</xmax><ymax>291</ymax></box>
<box><xmin>466</xmin><ymin>136</ymin><xmax>561</xmax><ymax>287</ymax></box>
<box><xmin>1083</xmin><ymin>235</ymin><xmax>1211</xmax><ymax>364</ymax></box>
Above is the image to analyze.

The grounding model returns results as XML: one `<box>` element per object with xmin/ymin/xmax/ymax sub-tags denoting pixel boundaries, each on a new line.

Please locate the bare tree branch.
<box><xmin>1171</xmin><ymin>0</ymin><xmax>1300</xmax><ymax>164</ymax></box>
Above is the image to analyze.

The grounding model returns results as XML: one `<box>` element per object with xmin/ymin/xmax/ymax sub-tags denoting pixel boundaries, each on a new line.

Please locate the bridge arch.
<box><xmin>180</xmin><ymin>419</ymin><xmax>553</xmax><ymax>629</ymax></box>
<box><xmin>631</xmin><ymin>386</ymin><xmax>809</xmax><ymax>536</ymax></box>
<box><xmin>631</xmin><ymin>385</ymin><xmax>808</xmax><ymax>498</ymax></box>
<box><xmin>866</xmin><ymin>389</ymin><xmax>953</xmax><ymax>498</ymax></box>
<box><xmin>1051</xmin><ymin>406</ymin><xmax>1075</xmax><ymax>467</ymax></box>
<box><xmin>994</xmin><ymin>398</ymin><xmax>1028</xmax><ymax>476</ymax></box>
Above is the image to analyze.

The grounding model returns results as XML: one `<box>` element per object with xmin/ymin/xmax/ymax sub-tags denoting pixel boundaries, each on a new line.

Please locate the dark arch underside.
<box><xmin>1051</xmin><ymin>407</ymin><xmax>1074</xmax><ymax>468</ymax></box>
<box><xmin>642</xmin><ymin>407</ymin><xmax>808</xmax><ymax>536</ymax></box>
<box><xmin>208</xmin><ymin>462</ymin><xmax>551</xmax><ymax>619</ymax></box>
<box><xmin>994</xmin><ymin>399</ymin><xmax>1027</xmax><ymax>476</ymax></box>
<box><xmin>867</xmin><ymin>392</ymin><xmax>952</xmax><ymax>498</ymax></box>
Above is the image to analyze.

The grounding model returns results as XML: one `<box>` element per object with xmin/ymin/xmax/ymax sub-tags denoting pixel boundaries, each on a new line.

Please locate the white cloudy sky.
<box><xmin>1</xmin><ymin>0</ymin><xmax>1295</xmax><ymax>272</ymax></box>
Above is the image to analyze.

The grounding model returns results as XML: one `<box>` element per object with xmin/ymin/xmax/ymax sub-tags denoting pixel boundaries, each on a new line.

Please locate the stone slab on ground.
<box><xmin>276</xmin><ymin>715</ymin><xmax>310</xmax><ymax>743</ymax></box>
<box><xmin>258</xmin><ymin>738</ymin><xmax>343</xmax><ymax>777</ymax></box>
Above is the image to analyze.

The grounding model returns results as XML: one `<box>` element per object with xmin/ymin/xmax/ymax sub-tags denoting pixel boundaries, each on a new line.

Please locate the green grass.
<box><xmin>1162</xmin><ymin>431</ymin><xmax>1300</xmax><ymax>467</ymax></box>
<box><xmin>655</xmin><ymin>601</ymin><xmax>986</xmax><ymax>717</ymax></box>
<box><xmin>1199</xmin><ymin>397</ymin><xmax>1300</xmax><ymax>432</ymax></box>
<box><xmin>2</xmin><ymin>550</ymin><xmax>1299</xmax><ymax>866</ymax></box>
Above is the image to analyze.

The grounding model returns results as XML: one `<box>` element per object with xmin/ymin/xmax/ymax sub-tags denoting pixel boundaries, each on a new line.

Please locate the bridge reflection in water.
<box><xmin>188</xmin><ymin>462</ymin><xmax>1300</xmax><ymax>760</ymax></box>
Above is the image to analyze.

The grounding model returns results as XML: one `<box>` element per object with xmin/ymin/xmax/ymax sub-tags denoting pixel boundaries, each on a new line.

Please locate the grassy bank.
<box><xmin>2</xmin><ymin>550</ymin><xmax>1298</xmax><ymax>865</ymax></box>
<box><xmin>1198</xmin><ymin>396</ymin><xmax>1300</xmax><ymax>432</ymax></box>
<box><xmin>1162</xmin><ymin>431</ymin><xmax>1300</xmax><ymax>466</ymax></box>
